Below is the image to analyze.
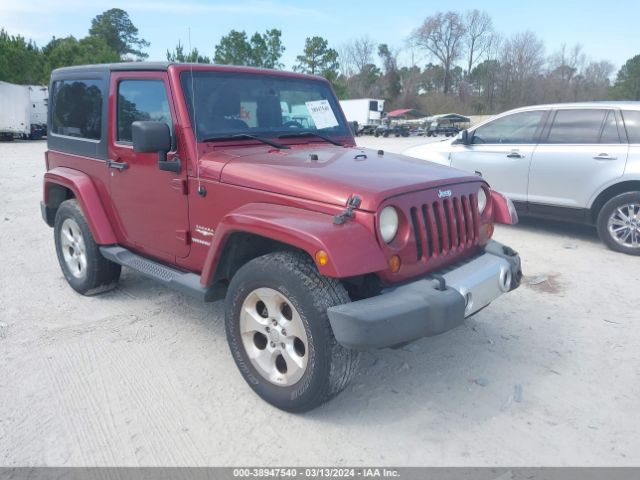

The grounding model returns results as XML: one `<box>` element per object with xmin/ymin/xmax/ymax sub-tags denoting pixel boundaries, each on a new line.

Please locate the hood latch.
<box><xmin>334</xmin><ymin>195</ymin><xmax>362</xmax><ymax>225</ymax></box>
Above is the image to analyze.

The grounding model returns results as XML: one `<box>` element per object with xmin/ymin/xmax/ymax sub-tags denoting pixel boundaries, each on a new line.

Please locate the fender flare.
<box><xmin>43</xmin><ymin>167</ymin><xmax>117</xmax><ymax>244</ymax></box>
<box><xmin>587</xmin><ymin>176</ymin><xmax>640</xmax><ymax>210</ymax></box>
<box><xmin>200</xmin><ymin>203</ymin><xmax>388</xmax><ymax>286</ymax></box>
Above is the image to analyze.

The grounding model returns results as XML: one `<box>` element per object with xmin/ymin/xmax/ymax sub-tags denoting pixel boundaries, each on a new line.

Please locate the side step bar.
<box><xmin>99</xmin><ymin>246</ymin><xmax>220</xmax><ymax>301</ymax></box>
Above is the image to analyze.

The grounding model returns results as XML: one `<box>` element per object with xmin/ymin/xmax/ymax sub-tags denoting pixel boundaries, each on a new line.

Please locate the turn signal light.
<box><xmin>388</xmin><ymin>255</ymin><xmax>401</xmax><ymax>273</ymax></box>
<box><xmin>484</xmin><ymin>223</ymin><xmax>495</xmax><ymax>238</ymax></box>
<box><xmin>315</xmin><ymin>250</ymin><xmax>329</xmax><ymax>266</ymax></box>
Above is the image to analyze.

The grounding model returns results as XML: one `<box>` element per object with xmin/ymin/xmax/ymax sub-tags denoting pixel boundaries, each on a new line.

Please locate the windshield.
<box><xmin>180</xmin><ymin>71</ymin><xmax>349</xmax><ymax>141</ymax></box>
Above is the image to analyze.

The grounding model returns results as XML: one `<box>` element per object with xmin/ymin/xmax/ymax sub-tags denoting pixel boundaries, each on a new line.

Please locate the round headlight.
<box><xmin>379</xmin><ymin>206</ymin><xmax>399</xmax><ymax>243</ymax></box>
<box><xmin>477</xmin><ymin>188</ymin><xmax>487</xmax><ymax>214</ymax></box>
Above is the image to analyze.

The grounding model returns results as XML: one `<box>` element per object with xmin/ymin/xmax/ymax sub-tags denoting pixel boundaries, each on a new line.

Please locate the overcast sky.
<box><xmin>1</xmin><ymin>0</ymin><xmax>638</xmax><ymax>72</ymax></box>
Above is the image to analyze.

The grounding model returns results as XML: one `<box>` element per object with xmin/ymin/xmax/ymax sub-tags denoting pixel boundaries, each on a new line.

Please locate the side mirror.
<box><xmin>457</xmin><ymin>129</ymin><xmax>471</xmax><ymax>145</ymax></box>
<box><xmin>132</xmin><ymin>121</ymin><xmax>181</xmax><ymax>173</ymax></box>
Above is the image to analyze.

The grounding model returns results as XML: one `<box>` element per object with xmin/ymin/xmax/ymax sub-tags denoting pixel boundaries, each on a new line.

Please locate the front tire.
<box><xmin>54</xmin><ymin>199</ymin><xmax>121</xmax><ymax>294</ymax></box>
<box><xmin>597</xmin><ymin>192</ymin><xmax>640</xmax><ymax>255</ymax></box>
<box><xmin>225</xmin><ymin>251</ymin><xmax>360</xmax><ymax>412</ymax></box>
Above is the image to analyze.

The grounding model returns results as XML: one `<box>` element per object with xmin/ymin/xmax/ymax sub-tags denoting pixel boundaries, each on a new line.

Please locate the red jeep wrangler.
<box><xmin>41</xmin><ymin>63</ymin><xmax>522</xmax><ymax>412</ymax></box>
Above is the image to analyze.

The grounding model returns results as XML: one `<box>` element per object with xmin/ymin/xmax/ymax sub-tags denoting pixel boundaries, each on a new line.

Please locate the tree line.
<box><xmin>0</xmin><ymin>9</ymin><xmax>148</xmax><ymax>85</ymax></box>
<box><xmin>1</xmin><ymin>8</ymin><xmax>639</xmax><ymax>115</ymax></box>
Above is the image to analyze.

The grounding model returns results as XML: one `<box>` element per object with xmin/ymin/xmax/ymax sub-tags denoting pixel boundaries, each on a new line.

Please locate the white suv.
<box><xmin>404</xmin><ymin>102</ymin><xmax>640</xmax><ymax>255</ymax></box>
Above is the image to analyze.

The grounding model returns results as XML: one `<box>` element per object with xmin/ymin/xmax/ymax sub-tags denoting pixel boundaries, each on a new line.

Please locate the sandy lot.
<box><xmin>0</xmin><ymin>138</ymin><xmax>639</xmax><ymax>467</ymax></box>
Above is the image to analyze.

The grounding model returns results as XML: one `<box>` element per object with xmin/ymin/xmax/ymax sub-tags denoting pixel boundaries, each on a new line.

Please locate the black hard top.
<box><xmin>51</xmin><ymin>62</ymin><xmax>172</xmax><ymax>76</ymax></box>
<box><xmin>50</xmin><ymin>61</ymin><xmax>326</xmax><ymax>83</ymax></box>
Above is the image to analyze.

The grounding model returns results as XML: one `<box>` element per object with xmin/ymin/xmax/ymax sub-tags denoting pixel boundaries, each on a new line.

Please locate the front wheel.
<box><xmin>597</xmin><ymin>192</ymin><xmax>640</xmax><ymax>255</ymax></box>
<box><xmin>225</xmin><ymin>251</ymin><xmax>360</xmax><ymax>412</ymax></box>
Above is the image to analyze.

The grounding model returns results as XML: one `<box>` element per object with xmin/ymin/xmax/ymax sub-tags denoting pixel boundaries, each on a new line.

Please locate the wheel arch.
<box><xmin>590</xmin><ymin>180</ymin><xmax>640</xmax><ymax>222</ymax></box>
<box><xmin>200</xmin><ymin>203</ymin><xmax>388</xmax><ymax>287</ymax></box>
<box><xmin>211</xmin><ymin>231</ymin><xmax>306</xmax><ymax>288</ymax></box>
<box><xmin>43</xmin><ymin>167</ymin><xmax>117</xmax><ymax>244</ymax></box>
<box><xmin>42</xmin><ymin>182</ymin><xmax>75</xmax><ymax>226</ymax></box>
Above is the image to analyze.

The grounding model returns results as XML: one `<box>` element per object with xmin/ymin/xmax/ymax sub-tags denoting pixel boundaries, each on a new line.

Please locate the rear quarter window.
<box><xmin>622</xmin><ymin>110</ymin><xmax>640</xmax><ymax>143</ymax></box>
<box><xmin>51</xmin><ymin>79</ymin><xmax>103</xmax><ymax>140</ymax></box>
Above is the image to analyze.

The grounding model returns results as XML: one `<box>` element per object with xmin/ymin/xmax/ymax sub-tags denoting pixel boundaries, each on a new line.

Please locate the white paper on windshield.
<box><xmin>305</xmin><ymin>100</ymin><xmax>339</xmax><ymax>129</ymax></box>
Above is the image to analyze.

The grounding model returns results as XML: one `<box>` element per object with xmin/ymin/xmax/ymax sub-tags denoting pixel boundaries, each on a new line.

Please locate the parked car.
<box><xmin>374</xmin><ymin>124</ymin><xmax>410</xmax><ymax>137</ymax></box>
<box><xmin>41</xmin><ymin>62</ymin><xmax>522</xmax><ymax>412</ymax></box>
<box><xmin>426</xmin><ymin>123</ymin><xmax>460</xmax><ymax>137</ymax></box>
<box><xmin>404</xmin><ymin>102</ymin><xmax>640</xmax><ymax>255</ymax></box>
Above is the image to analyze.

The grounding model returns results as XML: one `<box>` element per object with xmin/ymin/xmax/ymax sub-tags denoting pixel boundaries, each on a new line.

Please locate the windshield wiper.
<box><xmin>200</xmin><ymin>134</ymin><xmax>290</xmax><ymax>149</ymax></box>
<box><xmin>277</xmin><ymin>131</ymin><xmax>343</xmax><ymax>147</ymax></box>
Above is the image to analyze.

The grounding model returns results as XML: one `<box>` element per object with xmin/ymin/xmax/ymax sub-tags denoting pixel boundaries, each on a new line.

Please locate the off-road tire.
<box><xmin>597</xmin><ymin>191</ymin><xmax>640</xmax><ymax>255</ymax></box>
<box><xmin>225</xmin><ymin>251</ymin><xmax>360</xmax><ymax>412</ymax></box>
<box><xmin>54</xmin><ymin>199</ymin><xmax>121</xmax><ymax>294</ymax></box>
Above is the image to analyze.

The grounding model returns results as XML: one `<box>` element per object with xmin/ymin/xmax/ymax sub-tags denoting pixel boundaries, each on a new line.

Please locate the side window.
<box><xmin>51</xmin><ymin>79</ymin><xmax>102</xmax><ymax>140</ymax></box>
<box><xmin>546</xmin><ymin>109</ymin><xmax>606</xmax><ymax>144</ymax></box>
<box><xmin>622</xmin><ymin>110</ymin><xmax>640</xmax><ymax>143</ymax></box>
<box><xmin>117</xmin><ymin>80</ymin><xmax>172</xmax><ymax>143</ymax></box>
<box><xmin>600</xmin><ymin>111</ymin><xmax>621</xmax><ymax>144</ymax></box>
<box><xmin>472</xmin><ymin>110</ymin><xmax>544</xmax><ymax>144</ymax></box>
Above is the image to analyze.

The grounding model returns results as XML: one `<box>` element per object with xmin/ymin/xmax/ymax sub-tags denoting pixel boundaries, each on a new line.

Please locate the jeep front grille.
<box><xmin>409</xmin><ymin>194</ymin><xmax>479</xmax><ymax>261</ymax></box>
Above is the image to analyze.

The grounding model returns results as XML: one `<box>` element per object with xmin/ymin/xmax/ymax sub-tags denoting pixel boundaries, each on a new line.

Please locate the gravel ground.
<box><xmin>0</xmin><ymin>138</ymin><xmax>639</xmax><ymax>467</ymax></box>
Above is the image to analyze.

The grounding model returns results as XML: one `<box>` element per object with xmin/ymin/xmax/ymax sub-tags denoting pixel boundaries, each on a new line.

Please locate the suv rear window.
<box><xmin>51</xmin><ymin>79</ymin><xmax>102</xmax><ymax>140</ymax></box>
<box><xmin>546</xmin><ymin>109</ymin><xmax>606</xmax><ymax>144</ymax></box>
<box><xmin>622</xmin><ymin>110</ymin><xmax>640</xmax><ymax>143</ymax></box>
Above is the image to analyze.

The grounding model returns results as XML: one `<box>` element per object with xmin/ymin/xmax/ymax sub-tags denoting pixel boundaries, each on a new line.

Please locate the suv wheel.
<box><xmin>54</xmin><ymin>199</ymin><xmax>121</xmax><ymax>294</ymax></box>
<box><xmin>597</xmin><ymin>192</ymin><xmax>640</xmax><ymax>255</ymax></box>
<box><xmin>225</xmin><ymin>251</ymin><xmax>360</xmax><ymax>412</ymax></box>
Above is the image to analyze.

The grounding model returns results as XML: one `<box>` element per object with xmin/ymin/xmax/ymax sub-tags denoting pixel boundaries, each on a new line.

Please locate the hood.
<box><xmin>402</xmin><ymin>138</ymin><xmax>455</xmax><ymax>166</ymax></box>
<box><xmin>203</xmin><ymin>144</ymin><xmax>479</xmax><ymax>211</ymax></box>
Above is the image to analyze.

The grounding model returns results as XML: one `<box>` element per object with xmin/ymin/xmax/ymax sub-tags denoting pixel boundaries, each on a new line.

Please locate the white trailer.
<box><xmin>28</xmin><ymin>85</ymin><xmax>48</xmax><ymax>139</ymax></box>
<box><xmin>0</xmin><ymin>81</ymin><xmax>30</xmax><ymax>140</ymax></box>
<box><xmin>339</xmin><ymin>98</ymin><xmax>385</xmax><ymax>135</ymax></box>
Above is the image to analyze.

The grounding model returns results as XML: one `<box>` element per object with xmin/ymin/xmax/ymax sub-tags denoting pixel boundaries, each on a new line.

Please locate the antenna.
<box><xmin>188</xmin><ymin>27</ymin><xmax>203</xmax><ymax>194</ymax></box>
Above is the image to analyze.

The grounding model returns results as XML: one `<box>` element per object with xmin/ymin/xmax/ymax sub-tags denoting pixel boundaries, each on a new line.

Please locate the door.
<box><xmin>528</xmin><ymin>109</ymin><xmax>629</xmax><ymax>209</ymax></box>
<box><xmin>108</xmin><ymin>72</ymin><xmax>190</xmax><ymax>259</ymax></box>
<box><xmin>449</xmin><ymin>109</ymin><xmax>547</xmax><ymax>203</ymax></box>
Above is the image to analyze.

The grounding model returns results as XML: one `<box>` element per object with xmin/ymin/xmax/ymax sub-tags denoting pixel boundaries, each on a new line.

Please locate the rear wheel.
<box><xmin>597</xmin><ymin>192</ymin><xmax>640</xmax><ymax>255</ymax></box>
<box><xmin>54</xmin><ymin>199</ymin><xmax>121</xmax><ymax>294</ymax></box>
<box><xmin>225</xmin><ymin>251</ymin><xmax>360</xmax><ymax>412</ymax></box>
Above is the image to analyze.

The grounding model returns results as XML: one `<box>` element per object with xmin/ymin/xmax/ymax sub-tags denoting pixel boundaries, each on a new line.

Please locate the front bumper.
<box><xmin>327</xmin><ymin>240</ymin><xmax>522</xmax><ymax>349</ymax></box>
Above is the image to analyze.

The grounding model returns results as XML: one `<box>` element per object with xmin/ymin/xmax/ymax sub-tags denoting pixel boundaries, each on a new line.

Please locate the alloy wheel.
<box><xmin>608</xmin><ymin>203</ymin><xmax>640</xmax><ymax>249</ymax></box>
<box><xmin>239</xmin><ymin>287</ymin><xmax>309</xmax><ymax>386</ymax></box>
<box><xmin>60</xmin><ymin>218</ymin><xmax>88</xmax><ymax>279</ymax></box>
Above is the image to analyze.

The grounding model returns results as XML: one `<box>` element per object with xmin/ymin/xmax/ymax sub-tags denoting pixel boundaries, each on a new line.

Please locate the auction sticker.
<box><xmin>305</xmin><ymin>100</ymin><xmax>339</xmax><ymax>129</ymax></box>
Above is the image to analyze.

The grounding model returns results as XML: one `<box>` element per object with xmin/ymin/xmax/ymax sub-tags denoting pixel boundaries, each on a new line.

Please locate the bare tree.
<box><xmin>352</xmin><ymin>36</ymin><xmax>376</xmax><ymax>72</ymax></box>
<box><xmin>337</xmin><ymin>44</ymin><xmax>356</xmax><ymax>78</ymax></box>
<box><xmin>341</xmin><ymin>36</ymin><xmax>376</xmax><ymax>74</ymax></box>
<box><xmin>498</xmin><ymin>31</ymin><xmax>545</xmax><ymax>108</ymax></box>
<box><xmin>464</xmin><ymin>9</ymin><xmax>493</xmax><ymax>77</ymax></box>
<box><xmin>411</xmin><ymin>11</ymin><xmax>466</xmax><ymax>94</ymax></box>
<box><xmin>549</xmin><ymin>43</ymin><xmax>586</xmax><ymax>82</ymax></box>
<box><xmin>584</xmin><ymin>60</ymin><xmax>614</xmax><ymax>86</ymax></box>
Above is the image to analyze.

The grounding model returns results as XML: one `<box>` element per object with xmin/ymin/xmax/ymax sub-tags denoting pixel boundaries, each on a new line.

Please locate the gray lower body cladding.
<box><xmin>327</xmin><ymin>240</ymin><xmax>522</xmax><ymax>349</ymax></box>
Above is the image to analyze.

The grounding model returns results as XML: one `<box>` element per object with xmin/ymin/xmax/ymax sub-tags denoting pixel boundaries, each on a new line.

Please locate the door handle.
<box><xmin>593</xmin><ymin>153</ymin><xmax>617</xmax><ymax>160</ymax></box>
<box><xmin>506</xmin><ymin>151</ymin><xmax>524</xmax><ymax>158</ymax></box>
<box><xmin>107</xmin><ymin>159</ymin><xmax>129</xmax><ymax>170</ymax></box>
